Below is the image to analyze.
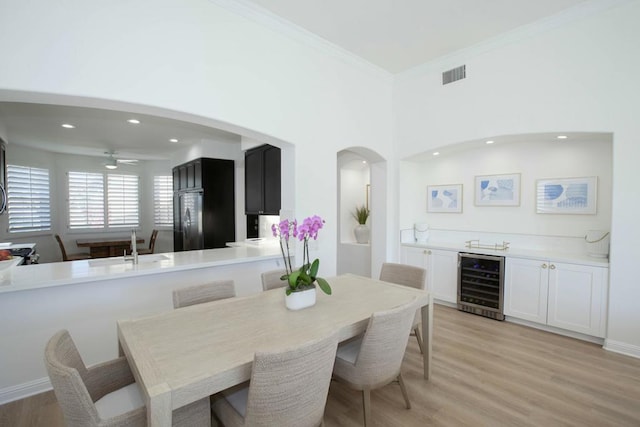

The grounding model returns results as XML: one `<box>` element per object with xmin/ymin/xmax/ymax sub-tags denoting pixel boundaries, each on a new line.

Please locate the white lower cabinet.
<box><xmin>401</xmin><ymin>246</ymin><xmax>458</xmax><ymax>304</ymax></box>
<box><xmin>505</xmin><ymin>258</ymin><xmax>608</xmax><ymax>338</ymax></box>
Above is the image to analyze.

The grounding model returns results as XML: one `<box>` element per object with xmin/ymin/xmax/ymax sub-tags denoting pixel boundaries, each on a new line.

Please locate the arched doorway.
<box><xmin>337</xmin><ymin>147</ymin><xmax>386</xmax><ymax>278</ymax></box>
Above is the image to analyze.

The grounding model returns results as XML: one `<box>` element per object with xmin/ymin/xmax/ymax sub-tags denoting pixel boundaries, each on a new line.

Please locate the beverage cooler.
<box><xmin>457</xmin><ymin>252</ymin><xmax>505</xmax><ymax>320</ymax></box>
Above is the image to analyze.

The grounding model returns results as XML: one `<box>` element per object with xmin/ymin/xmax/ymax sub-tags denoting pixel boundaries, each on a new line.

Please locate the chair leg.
<box><xmin>397</xmin><ymin>373</ymin><xmax>411</xmax><ymax>409</ymax></box>
<box><xmin>362</xmin><ymin>389</ymin><xmax>371</xmax><ymax>427</ymax></box>
<box><xmin>413</xmin><ymin>326</ymin><xmax>424</xmax><ymax>354</ymax></box>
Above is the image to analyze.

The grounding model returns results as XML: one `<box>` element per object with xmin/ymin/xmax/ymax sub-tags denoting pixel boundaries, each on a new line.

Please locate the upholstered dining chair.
<box><xmin>212</xmin><ymin>331</ymin><xmax>340</xmax><ymax>427</ymax></box>
<box><xmin>44</xmin><ymin>329</ymin><xmax>210</xmax><ymax>427</ymax></box>
<box><xmin>332</xmin><ymin>297</ymin><xmax>418</xmax><ymax>426</ymax></box>
<box><xmin>379</xmin><ymin>262</ymin><xmax>427</xmax><ymax>353</ymax></box>
<box><xmin>137</xmin><ymin>229</ymin><xmax>158</xmax><ymax>255</ymax></box>
<box><xmin>260</xmin><ymin>268</ymin><xmax>288</xmax><ymax>291</ymax></box>
<box><xmin>55</xmin><ymin>234</ymin><xmax>91</xmax><ymax>261</ymax></box>
<box><xmin>172</xmin><ymin>279</ymin><xmax>236</xmax><ymax>308</ymax></box>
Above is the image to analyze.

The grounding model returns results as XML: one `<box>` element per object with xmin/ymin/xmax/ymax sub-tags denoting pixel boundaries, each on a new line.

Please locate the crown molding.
<box><xmin>208</xmin><ymin>0</ymin><xmax>392</xmax><ymax>81</ymax></box>
<box><xmin>395</xmin><ymin>0</ymin><xmax>633</xmax><ymax>81</ymax></box>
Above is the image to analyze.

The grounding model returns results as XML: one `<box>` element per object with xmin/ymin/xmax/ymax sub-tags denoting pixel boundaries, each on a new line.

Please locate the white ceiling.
<box><xmin>1</xmin><ymin>0</ymin><xmax>590</xmax><ymax>158</ymax></box>
<box><xmin>240</xmin><ymin>0</ymin><xmax>589</xmax><ymax>73</ymax></box>
<box><xmin>0</xmin><ymin>102</ymin><xmax>240</xmax><ymax>161</ymax></box>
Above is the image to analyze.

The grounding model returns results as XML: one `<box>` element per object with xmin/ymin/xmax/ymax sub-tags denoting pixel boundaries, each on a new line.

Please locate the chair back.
<box><xmin>379</xmin><ymin>262</ymin><xmax>426</xmax><ymax>290</ymax></box>
<box><xmin>244</xmin><ymin>332</ymin><xmax>340</xmax><ymax>426</ymax></box>
<box><xmin>351</xmin><ymin>298</ymin><xmax>418</xmax><ymax>387</ymax></box>
<box><xmin>261</xmin><ymin>269</ymin><xmax>288</xmax><ymax>291</ymax></box>
<box><xmin>45</xmin><ymin>330</ymin><xmax>100</xmax><ymax>426</ymax></box>
<box><xmin>173</xmin><ymin>280</ymin><xmax>236</xmax><ymax>308</ymax></box>
<box><xmin>148</xmin><ymin>229</ymin><xmax>158</xmax><ymax>252</ymax></box>
<box><xmin>54</xmin><ymin>234</ymin><xmax>70</xmax><ymax>261</ymax></box>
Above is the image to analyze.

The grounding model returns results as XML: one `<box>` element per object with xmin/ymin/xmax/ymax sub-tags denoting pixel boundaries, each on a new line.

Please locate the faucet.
<box><xmin>123</xmin><ymin>229</ymin><xmax>139</xmax><ymax>264</ymax></box>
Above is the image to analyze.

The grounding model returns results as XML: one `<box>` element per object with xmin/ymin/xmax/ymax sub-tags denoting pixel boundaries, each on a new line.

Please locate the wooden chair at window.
<box><xmin>55</xmin><ymin>234</ymin><xmax>91</xmax><ymax>262</ymax></box>
<box><xmin>137</xmin><ymin>229</ymin><xmax>158</xmax><ymax>255</ymax></box>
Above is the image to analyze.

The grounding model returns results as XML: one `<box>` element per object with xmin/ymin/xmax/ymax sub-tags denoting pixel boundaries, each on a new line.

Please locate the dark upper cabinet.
<box><xmin>245</xmin><ymin>144</ymin><xmax>281</xmax><ymax>215</ymax></box>
<box><xmin>172</xmin><ymin>158</ymin><xmax>235</xmax><ymax>251</ymax></box>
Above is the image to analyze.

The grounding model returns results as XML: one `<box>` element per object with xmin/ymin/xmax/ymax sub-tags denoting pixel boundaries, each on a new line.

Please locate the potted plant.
<box><xmin>352</xmin><ymin>205</ymin><xmax>370</xmax><ymax>244</ymax></box>
<box><xmin>272</xmin><ymin>215</ymin><xmax>331</xmax><ymax>310</ymax></box>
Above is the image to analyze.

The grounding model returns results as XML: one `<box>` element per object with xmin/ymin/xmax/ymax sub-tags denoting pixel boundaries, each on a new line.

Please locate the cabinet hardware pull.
<box><xmin>550</xmin><ymin>264</ymin><xmax>556</xmax><ymax>269</ymax></box>
<box><xmin>542</xmin><ymin>264</ymin><xmax>548</xmax><ymax>269</ymax></box>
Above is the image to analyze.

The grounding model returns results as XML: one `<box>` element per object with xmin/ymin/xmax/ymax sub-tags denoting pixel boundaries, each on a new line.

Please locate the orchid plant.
<box><xmin>272</xmin><ymin>215</ymin><xmax>332</xmax><ymax>296</ymax></box>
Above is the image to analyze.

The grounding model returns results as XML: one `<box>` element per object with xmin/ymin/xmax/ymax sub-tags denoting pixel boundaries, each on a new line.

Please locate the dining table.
<box><xmin>117</xmin><ymin>273</ymin><xmax>433</xmax><ymax>427</ymax></box>
<box><xmin>76</xmin><ymin>236</ymin><xmax>144</xmax><ymax>258</ymax></box>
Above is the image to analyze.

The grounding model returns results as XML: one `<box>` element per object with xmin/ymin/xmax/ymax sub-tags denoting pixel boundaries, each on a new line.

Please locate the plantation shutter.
<box><xmin>153</xmin><ymin>175</ymin><xmax>173</xmax><ymax>227</ymax></box>
<box><xmin>107</xmin><ymin>174</ymin><xmax>139</xmax><ymax>227</ymax></box>
<box><xmin>6</xmin><ymin>165</ymin><xmax>52</xmax><ymax>233</ymax></box>
<box><xmin>68</xmin><ymin>171</ymin><xmax>105</xmax><ymax>229</ymax></box>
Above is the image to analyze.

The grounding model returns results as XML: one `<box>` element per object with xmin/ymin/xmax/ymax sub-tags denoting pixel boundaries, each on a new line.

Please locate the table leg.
<box><xmin>421</xmin><ymin>294</ymin><xmax>433</xmax><ymax>380</ymax></box>
<box><xmin>147</xmin><ymin>384</ymin><xmax>173</xmax><ymax>427</ymax></box>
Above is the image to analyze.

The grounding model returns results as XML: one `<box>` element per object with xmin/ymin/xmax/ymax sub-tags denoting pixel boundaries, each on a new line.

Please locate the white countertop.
<box><xmin>402</xmin><ymin>241</ymin><xmax>609</xmax><ymax>267</ymax></box>
<box><xmin>0</xmin><ymin>245</ymin><xmax>282</xmax><ymax>294</ymax></box>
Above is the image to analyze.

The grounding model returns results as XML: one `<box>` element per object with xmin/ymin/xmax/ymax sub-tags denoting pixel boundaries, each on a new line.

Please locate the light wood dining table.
<box><xmin>117</xmin><ymin>273</ymin><xmax>433</xmax><ymax>427</ymax></box>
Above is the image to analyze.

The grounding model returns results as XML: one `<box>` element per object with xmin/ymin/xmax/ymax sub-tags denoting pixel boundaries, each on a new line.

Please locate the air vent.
<box><xmin>442</xmin><ymin>65</ymin><xmax>466</xmax><ymax>85</ymax></box>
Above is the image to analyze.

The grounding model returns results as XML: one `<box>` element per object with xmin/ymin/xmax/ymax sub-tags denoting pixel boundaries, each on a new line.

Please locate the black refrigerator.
<box><xmin>173</xmin><ymin>158</ymin><xmax>235</xmax><ymax>251</ymax></box>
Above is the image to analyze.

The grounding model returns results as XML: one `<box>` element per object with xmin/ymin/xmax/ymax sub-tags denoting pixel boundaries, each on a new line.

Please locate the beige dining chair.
<box><xmin>212</xmin><ymin>331</ymin><xmax>340</xmax><ymax>427</ymax></box>
<box><xmin>137</xmin><ymin>229</ymin><xmax>158</xmax><ymax>255</ymax></box>
<box><xmin>379</xmin><ymin>262</ymin><xmax>427</xmax><ymax>353</ymax></box>
<box><xmin>260</xmin><ymin>269</ymin><xmax>288</xmax><ymax>291</ymax></box>
<box><xmin>332</xmin><ymin>297</ymin><xmax>418</xmax><ymax>426</ymax></box>
<box><xmin>172</xmin><ymin>279</ymin><xmax>236</xmax><ymax>308</ymax></box>
<box><xmin>55</xmin><ymin>234</ymin><xmax>91</xmax><ymax>261</ymax></box>
<box><xmin>45</xmin><ymin>329</ymin><xmax>210</xmax><ymax>427</ymax></box>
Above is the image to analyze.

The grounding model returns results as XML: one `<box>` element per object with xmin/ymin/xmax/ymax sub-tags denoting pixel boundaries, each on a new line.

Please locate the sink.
<box><xmin>88</xmin><ymin>254</ymin><xmax>170</xmax><ymax>267</ymax></box>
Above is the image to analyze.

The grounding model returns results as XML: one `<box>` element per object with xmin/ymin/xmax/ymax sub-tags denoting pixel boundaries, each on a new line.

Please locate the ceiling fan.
<box><xmin>103</xmin><ymin>151</ymin><xmax>139</xmax><ymax>169</ymax></box>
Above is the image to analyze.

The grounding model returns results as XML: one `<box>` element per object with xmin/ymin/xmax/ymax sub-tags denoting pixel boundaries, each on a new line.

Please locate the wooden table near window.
<box><xmin>76</xmin><ymin>237</ymin><xmax>144</xmax><ymax>258</ymax></box>
<box><xmin>118</xmin><ymin>274</ymin><xmax>432</xmax><ymax>427</ymax></box>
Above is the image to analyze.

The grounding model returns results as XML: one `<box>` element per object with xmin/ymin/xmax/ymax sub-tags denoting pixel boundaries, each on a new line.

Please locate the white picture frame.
<box><xmin>536</xmin><ymin>176</ymin><xmax>597</xmax><ymax>214</ymax></box>
<box><xmin>427</xmin><ymin>184</ymin><xmax>463</xmax><ymax>213</ymax></box>
<box><xmin>474</xmin><ymin>173</ymin><xmax>521</xmax><ymax>207</ymax></box>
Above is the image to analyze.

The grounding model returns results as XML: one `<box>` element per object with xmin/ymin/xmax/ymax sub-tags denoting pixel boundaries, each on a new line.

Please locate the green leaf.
<box><xmin>288</xmin><ymin>271</ymin><xmax>301</xmax><ymax>288</ymax></box>
<box><xmin>317</xmin><ymin>277</ymin><xmax>332</xmax><ymax>295</ymax></box>
<box><xmin>310</xmin><ymin>258</ymin><xmax>319</xmax><ymax>278</ymax></box>
<box><xmin>285</xmin><ymin>288</ymin><xmax>292</xmax><ymax>296</ymax></box>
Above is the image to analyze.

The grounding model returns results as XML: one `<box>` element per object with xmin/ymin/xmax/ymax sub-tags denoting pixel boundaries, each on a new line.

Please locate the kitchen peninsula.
<box><xmin>0</xmin><ymin>245</ymin><xmax>283</xmax><ymax>404</ymax></box>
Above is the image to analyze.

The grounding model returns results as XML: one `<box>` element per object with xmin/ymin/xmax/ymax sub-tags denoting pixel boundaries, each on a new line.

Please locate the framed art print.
<box><xmin>474</xmin><ymin>173</ymin><xmax>520</xmax><ymax>206</ymax></box>
<box><xmin>427</xmin><ymin>184</ymin><xmax>462</xmax><ymax>213</ymax></box>
<box><xmin>536</xmin><ymin>176</ymin><xmax>597</xmax><ymax>214</ymax></box>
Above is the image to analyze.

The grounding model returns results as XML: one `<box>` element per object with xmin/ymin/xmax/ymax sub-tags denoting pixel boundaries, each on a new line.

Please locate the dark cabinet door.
<box><xmin>244</xmin><ymin>144</ymin><xmax>280</xmax><ymax>215</ymax></box>
<box><xmin>263</xmin><ymin>146</ymin><xmax>281</xmax><ymax>215</ymax></box>
<box><xmin>245</xmin><ymin>148</ymin><xmax>264</xmax><ymax>214</ymax></box>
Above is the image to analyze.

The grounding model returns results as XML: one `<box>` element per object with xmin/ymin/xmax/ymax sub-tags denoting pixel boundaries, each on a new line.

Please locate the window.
<box><xmin>153</xmin><ymin>175</ymin><xmax>173</xmax><ymax>227</ymax></box>
<box><xmin>68</xmin><ymin>171</ymin><xmax>139</xmax><ymax>229</ymax></box>
<box><xmin>107</xmin><ymin>174</ymin><xmax>139</xmax><ymax>228</ymax></box>
<box><xmin>6</xmin><ymin>165</ymin><xmax>52</xmax><ymax>233</ymax></box>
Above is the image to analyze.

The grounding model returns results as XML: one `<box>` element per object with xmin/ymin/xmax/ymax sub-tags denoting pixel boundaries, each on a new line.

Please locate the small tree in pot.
<box><xmin>352</xmin><ymin>205</ymin><xmax>370</xmax><ymax>244</ymax></box>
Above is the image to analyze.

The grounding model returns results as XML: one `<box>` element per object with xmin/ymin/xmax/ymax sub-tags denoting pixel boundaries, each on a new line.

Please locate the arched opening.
<box><xmin>337</xmin><ymin>147</ymin><xmax>386</xmax><ymax>278</ymax></box>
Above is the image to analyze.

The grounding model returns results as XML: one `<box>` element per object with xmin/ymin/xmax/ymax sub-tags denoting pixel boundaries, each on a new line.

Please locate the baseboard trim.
<box><xmin>0</xmin><ymin>377</ymin><xmax>51</xmax><ymax>405</ymax></box>
<box><xmin>504</xmin><ymin>316</ymin><xmax>605</xmax><ymax>345</ymax></box>
<box><xmin>604</xmin><ymin>339</ymin><xmax>640</xmax><ymax>359</ymax></box>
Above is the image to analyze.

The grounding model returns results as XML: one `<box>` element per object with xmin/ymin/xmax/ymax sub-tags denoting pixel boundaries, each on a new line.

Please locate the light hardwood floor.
<box><xmin>2</xmin><ymin>305</ymin><xmax>639</xmax><ymax>426</ymax></box>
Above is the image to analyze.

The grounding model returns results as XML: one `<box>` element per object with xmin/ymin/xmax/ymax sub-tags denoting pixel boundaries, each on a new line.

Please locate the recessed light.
<box><xmin>169</xmin><ymin>138</ymin><xmax>179</xmax><ymax>143</ymax></box>
<box><xmin>557</xmin><ymin>135</ymin><xmax>568</xmax><ymax>139</ymax></box>
<box><xmin>362</xmin><ymin>160</ymin><xmax>367</xmax><ymax>164</ymax></box>
<box><xmin>61</xmin><ymin>124</ymin><xmax>75</xmax><ymax>129</ymax></box>
<box><xmin>486</xmin><ymin>140</ymin><xmax>494</xmax><ymax>144</ymax></box>
<box><xmin>432</xmin><ymin>152</ymin><xmax>440</xmax><ymax>156</ymax></box>
<box><xmin>127</xmin><ymin>119</ymin><xmax>140</xmax><ymax>124</ymax></box>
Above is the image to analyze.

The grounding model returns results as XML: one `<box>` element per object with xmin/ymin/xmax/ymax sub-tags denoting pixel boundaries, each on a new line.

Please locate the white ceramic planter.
<box><xmin>354</xmin><ymin>224</ymin><xmax>370</xmax><ymax>244</ymax></box>
<box><xmin>285</xmin><ymin>287</ymin><xmax>317</xmax><ymax>310</ymax></box>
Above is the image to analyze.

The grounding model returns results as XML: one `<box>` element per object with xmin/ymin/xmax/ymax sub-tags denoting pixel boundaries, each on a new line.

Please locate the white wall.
<box><xmin>0</xmin><ymin>0</ymin><xmax>394</xmax><ymax>276</ymax></box>
<box><xmin>400</xmin><ymin>137</ymin><xmax>612</xmax><ymax>237</ymax></box>
<box><xmin>393</xmin><ymin>0</ymin><xmax>640</xmax><ymax>356</ymax></box>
